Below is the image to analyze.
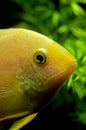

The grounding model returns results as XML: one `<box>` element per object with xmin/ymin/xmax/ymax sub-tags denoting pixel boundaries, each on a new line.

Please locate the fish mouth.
<box><xmin>47</xmin><ymin>58</ymin><xmax>77</xmax><ymax>91</ymax></box>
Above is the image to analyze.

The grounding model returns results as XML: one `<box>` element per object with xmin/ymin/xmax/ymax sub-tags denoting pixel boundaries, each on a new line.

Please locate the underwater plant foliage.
<box><xmin>0</xmin><ymin>0</ymin><xmax>86</xmax><ymax>129</ymax></box>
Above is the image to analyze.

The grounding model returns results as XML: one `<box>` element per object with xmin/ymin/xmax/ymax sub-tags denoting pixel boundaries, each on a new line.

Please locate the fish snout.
<box><xmin>47</xmin><ymin>43</ymin><xmax>77</xmax><ymax>87</ymax></box>
<box><xmin>55</xmin><ymin>51</ymin><xmax>77</xmax><ymax>86</ymax></box>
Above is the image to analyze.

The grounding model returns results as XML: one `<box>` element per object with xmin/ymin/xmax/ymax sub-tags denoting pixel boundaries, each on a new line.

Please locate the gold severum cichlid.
<box><xmin>0</xmin><ymin>28</ymin><xmax>77</xmax><ymax>129</ymax></box>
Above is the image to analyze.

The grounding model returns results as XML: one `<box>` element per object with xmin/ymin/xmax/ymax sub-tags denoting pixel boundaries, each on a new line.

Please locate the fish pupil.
<box><xmin>37</xmin><ymin>55</ymin><xmax>44</xmax><ymax>63</ymax></box>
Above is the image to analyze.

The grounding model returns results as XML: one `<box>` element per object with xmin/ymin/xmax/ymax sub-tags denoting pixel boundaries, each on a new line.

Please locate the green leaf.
<box><xmin>58</xmin><ymin>25</ymin><xmax>68</xmax><ymax>33</ymax></box>
<box><xmin>71</xmin><ymin>2</ymin><xmax>85</xmax><ymax>16</ymax></box>
<box><xmin>52</xmin><ymin>12</ymin><xmax>60</xmax><ymax>26</ymax></box>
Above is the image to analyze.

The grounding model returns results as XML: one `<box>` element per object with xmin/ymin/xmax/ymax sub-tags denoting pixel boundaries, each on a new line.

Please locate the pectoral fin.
<box><xmin>9</xmin><ymin>112</ymin><xmax>38</xmax><ymax>130</ymax></box>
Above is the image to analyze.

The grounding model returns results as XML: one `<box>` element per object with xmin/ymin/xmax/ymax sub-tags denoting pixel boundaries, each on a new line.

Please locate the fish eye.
<box><xmin>34</xmin><ymin>48</ymin><xmax>47</xmax><ymax>64</ymax></box>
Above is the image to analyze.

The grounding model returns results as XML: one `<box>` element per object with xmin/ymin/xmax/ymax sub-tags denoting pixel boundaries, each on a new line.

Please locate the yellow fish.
<box><xmin>0</xmin><ymin>28</ymin><xmax>77</xmax><ymax>129</ymax></box>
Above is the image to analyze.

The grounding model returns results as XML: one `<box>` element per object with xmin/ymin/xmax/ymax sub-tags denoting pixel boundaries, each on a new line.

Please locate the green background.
<box><xmin>0</xmin><ymin>0</ymin><xmax>86</xmax><ymax>129</ymax></box>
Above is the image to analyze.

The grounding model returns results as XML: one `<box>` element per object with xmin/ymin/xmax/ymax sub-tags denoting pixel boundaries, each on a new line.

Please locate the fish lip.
<box><xmin>48</xmin><ymin>60</ymin><xmax>77</xmax><ymax>88</ymax></box>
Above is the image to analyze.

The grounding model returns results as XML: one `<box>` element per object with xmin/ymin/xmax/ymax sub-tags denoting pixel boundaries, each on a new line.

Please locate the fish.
<box><xmin>0</xmin><ymin>28</ymin><xmax>77</xmax><ymax>129</ymax></box>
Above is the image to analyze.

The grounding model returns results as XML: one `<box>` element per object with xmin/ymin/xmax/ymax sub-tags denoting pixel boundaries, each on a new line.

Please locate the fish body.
<box><xmin>0</xmin><ymin>28</ymin><xmax>77</xmax><ymax>129</ymax></box>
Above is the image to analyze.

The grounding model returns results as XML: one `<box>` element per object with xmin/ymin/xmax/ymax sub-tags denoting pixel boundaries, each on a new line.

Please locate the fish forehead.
<box><xmin>0</xmin><ymin>28</ymin><xmax>67</xmax><ymax>60</ymax></box>
<box><xmin>0</xmin><ymin>28</ymin><xmax>53</xmax><ymax>62</ymax></box>
<box><xmin>0</xmin><ymin>28</ymin><xmax>53</xmax><ymax>47</ymax></box>
<box><xmin>0</xmin><ymin>28</ymin><xmax>63</xmax><ymax>72</ymax></box>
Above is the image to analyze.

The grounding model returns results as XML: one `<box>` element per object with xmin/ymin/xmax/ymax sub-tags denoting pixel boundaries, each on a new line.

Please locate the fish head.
<box><xmin>19</xmin><ymin>30</ymin><xmax>77</xmax><ymax>105</ymax></box>
<box><xmin>25</xmin><ymin>30</ymin><xmax>77</xmax><ymax>89</ymax></box>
